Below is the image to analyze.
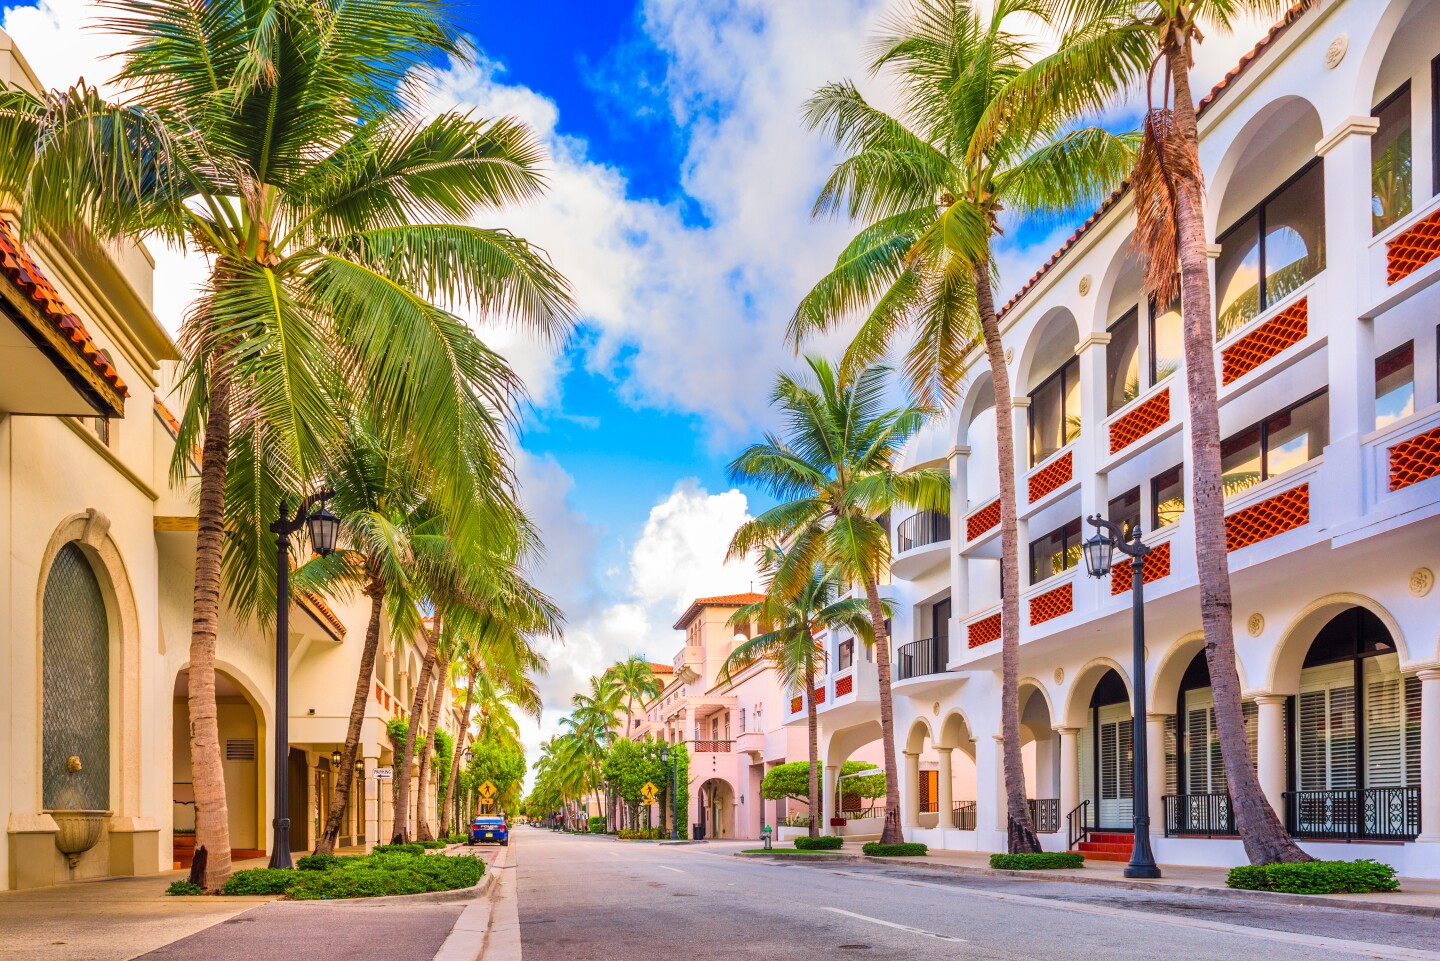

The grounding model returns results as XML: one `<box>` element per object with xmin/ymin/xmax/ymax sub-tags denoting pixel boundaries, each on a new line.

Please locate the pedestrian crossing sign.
<box><xmin>479</xmin><ymin>780</ymin><xmax>497</xmax><ymax>801</ymax></box>
<box><xmin>641</xmin><ymin>781</ymin><xmax>659</xmax><ymax>804</ymax></box>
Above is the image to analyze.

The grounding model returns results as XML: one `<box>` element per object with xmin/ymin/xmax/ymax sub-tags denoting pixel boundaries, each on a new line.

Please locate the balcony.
<box><xmin>1163</xmin><ymin>793</ymin><xmax>1236</xmax><ymax>838</ymax></box>
<box><xmin>783</xmin><ymin>658</ymin><xmax>878</xmax><ymax>726</ymax></box>
<box><xmin>895</xmin><ymin>636</ymin><xmax>947</xmax><ymax>681</ymax></box>
<box><xmin>690</xmin><ymin>739</ymin><xmax>733</xmax><ymax>754</ymax></box>
<box><xmin>893</xmin><ymin>510</ymin><xmax>951</xmax><ymax>578</ymax></box>
<box><xmin>1284</xmin><ymin>787</ymin><xmax>1419</xmax><ymax>841</ymax></box>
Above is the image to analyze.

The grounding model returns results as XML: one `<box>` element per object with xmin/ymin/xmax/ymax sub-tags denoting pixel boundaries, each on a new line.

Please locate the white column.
<box><xmin>1255</xmin><ymin>694</ymin><xmax>1288</xmax><ymax>820</ymax></box>
<box><xmin>1417</xmin><ymin>670</ymin><xmax>1440</xmax><ymax>843</ymax></box>
<box><xmin>1074</xmin><ymin>336</ymin><xmax>1111</xmax><ymax>614</ymax></box>
<box><xmin>992</xmin><ymin>735</ymin><xmax>1008</xmax><ymax>831</ymax></box>
<box><xmin>1057</xmin><ymin>727</ymin><xmax>1080</xmax><ymax>828</ymax></box>
<box><xmin>903</xmin><ymin>752</ymin><xmax>921</xmax><ymax>828</ymax></box>
<box><xmin>821</xmin><ymin>763</ymin><xmax>838</xmax><ymax>834</ymax></box>
<box><xmin>1146</xmin><ymin>714</ymin><xmax>1169</xmax><ymax>838</ymax></box>
<box><xmin>937</xmin><ymin>748</ymin><xmax>954</xmax><ymax>828</ymax></box>
<box><xmin>950</xmin><ymin>445</ymin><xmax>971</xmax><ymax>637</ymax></box>
<box><xmin>1011</xmin><ymin>400</ymin><xmax>1032</xmax><ymax>588</ymax></box>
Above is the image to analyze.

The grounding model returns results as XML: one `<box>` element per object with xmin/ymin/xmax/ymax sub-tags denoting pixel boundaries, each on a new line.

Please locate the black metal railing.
<box><xmin>1066</xmin><ymin>800</ymin><xmax>1090</xmax><ymax>850</ymax></box>
<box><xmin>1284</xmin><ymin>787</ymin><xmax>1420</xmax><ymax>841</ymax></box>
<box><xmin>1163</xmin><ymin>793</ymin><xmax>1237</xmax><ymax>838</ymax></box>
<box><xmin>1029</xmin><ymin>798</ymin><xmax>1060</xmax><ymax>834</ymax></box>
<box><xmin>897</xmin><ymin>510</ymin><xmax>951</xmax><ymax>552</ymax></box>
<box><xmin>896</xmin><ymin>636</ymin><xmax>948</xmax><ymax>680</ymax></box>
<box><xmin>951</xmin><ymin>800</ymin><xmax>976</xmax><ymax>830</ymax></box>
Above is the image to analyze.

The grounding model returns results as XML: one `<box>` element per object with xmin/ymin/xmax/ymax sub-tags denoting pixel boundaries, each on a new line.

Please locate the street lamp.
<box><xmin>267</xmin><ymin>490</ymin><xmax>341</xmax><ymax>870</ymax></box>
<box><xmin>331</xmin><ymin>749</ymin><xmax>343</xmax><ymax>767</ymax></box>
<box><xmin>1082</xmin><ymin>514</ymin><xmax>1161</xmax><ymax>880</ymax></box>
<box><xmin>660</xmin><ymin>746</ymin><xmax>678</xmax><ymax>841</ymax></box>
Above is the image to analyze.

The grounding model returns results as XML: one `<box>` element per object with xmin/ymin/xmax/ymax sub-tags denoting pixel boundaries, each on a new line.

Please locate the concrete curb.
<box><xmin>434</xmin><ymin>843</ymin><xmax>514</xmax><ymax>961</ymax></box>
<box><xmin>735</xmin><ymin>851</ymin><xmax>854</xmax><ymax>862</ymax></box>
<box><xmin>285</xmin><ymin>849</ymin><xmax>497</xmax><ymax>906</ymax></box>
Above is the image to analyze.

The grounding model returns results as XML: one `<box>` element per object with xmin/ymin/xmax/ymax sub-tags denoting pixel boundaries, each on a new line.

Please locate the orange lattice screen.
<box><xmin>1220</xmin><ymin>298</ymin><xmax>1307</xmax><ymax>386</ymax></box>
<box><xmin>1029</xmin><ymin>582</ymin><xmax>1073</xmax><ymax>626</ymax></box>
<box><xmin>1109</xmin><ymin>388</ymin><xmax>1170</xmax><ymax>454</ymax></box>
<box><xmin>1028</xmin><ymin>451</ymin><xmax>1073</xmax><ymax>503</ymax></box>
<box><xmin>1388</xmin><ymin>425</ymin><xmax>1440</xmax><ymax>491</ymax></box>
<box><xmin>967</xmin><ymin>613</ymin><xmax>1001</xmax><ymax>648</ymax></box>
<box><xmin>1110</xmin><ymin>541</ymin><xmax>1172</xmax><ymax>595</ymax></box>
<box><xmin>812</xmin><ymin>686</ymin><xmax>826</xmax><ymax>705</ymax></box>
<box><xmin>790</xmin><ymin>695</ymin><xmax>802</xmax><ymax>713</ymax></box>
<box><xmin>967</xmin><ymin>499</ymin><xmax>1001</xmax><ymax>541</ymax></box>
<box><xmin>834</xmin><ymin>674</ymin><xmax>854</xmax><ymax>697</ymax></box>
<box><xmin>1224</xmin><ymin>484</ymin><xmax>1309</xmax><ymax>552</ymax></box>
<box><xmin>1388</xmin><ymin>208</ymin><xmax>1440</xmax><ymax>285</ymax></box>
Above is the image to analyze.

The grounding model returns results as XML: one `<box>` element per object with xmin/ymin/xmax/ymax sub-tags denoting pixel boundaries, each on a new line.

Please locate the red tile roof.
<box><xmin>649</xmin><ymin>662</ymin><xmax>675</xmax><ymax>674</ymax></box>
<box><xmin>672</xmin><ymin>592</ymin><xmax>766</xmax><ymax>630</ymax></box>
<box><xmin>0</xmin><ymin>219</ymin><xmax>128</xmax><ymax>406</ymax></box>
<box><xmin>995</xmin><ymin>2</ymin><xmax>1312</xmax><ymax>322</ymax></box>
<box><xmin>154</xmin><ymin>394</ymin><xmax>181</xmax><ymax>436</ymax></box>
<box><xmin>298</xmin><ymin>590</ymin><xmax>347</xmax><ymax>639</ymax></box>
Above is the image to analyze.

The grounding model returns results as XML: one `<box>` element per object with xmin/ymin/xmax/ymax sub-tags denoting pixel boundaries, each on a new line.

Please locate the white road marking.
<box><xmin>656</xmin><ymin>865</ymin><xmax>684</xmax><ymax>874</ymax></box>
<box><xmin>824</xmin><ymin>869</ymin><xmax>1440</xmax><ymax>961</ymax></box>
<box><xmin>822</xmin><ymin>907</ymin><xmax>966</xmax><ymax>943</ymax></box>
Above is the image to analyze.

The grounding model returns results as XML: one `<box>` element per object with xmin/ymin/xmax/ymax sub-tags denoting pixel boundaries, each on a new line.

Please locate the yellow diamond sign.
<box><xmin>641</xmin><ymin>781</ymin><xmax>658</xmax><ymax>804</ymax></box>
<box><xmin>478</xmin><ymin>780</ymin><xmax>497</xmax><ymax>801</ymax></box>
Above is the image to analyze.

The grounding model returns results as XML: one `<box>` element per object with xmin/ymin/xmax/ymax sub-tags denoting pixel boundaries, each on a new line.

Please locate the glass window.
<box><xmin>1221</xmin><ymin>424</ymin><xmax>1263</xmax><ymax>498</ymax></box>
<box><xmin>1220</xmin><ymin>391</ymin><xmax>1329</xmax><ymax>498</ymax></box>
<box><xmin>1029</xmin><ymin>357</ymin><xmax>1080</xmax><ymax>465</ymax></box>
<box><xmin>1109</xmin><ymin>487</ymin><xmax>1140</xmax><ymax>537</ymax></box>
<box><xmin>1372</xmin><ymin>84</ymin><xmax>1413</xmax><ymax>234</ymax></box>
<box><xmin>1149</xmin><ymin>299</ymin><xmax>1183</xmax><ymax>385</ymax></box>
<box><xmin>1152</xmin><ymin>465</ymin><xmax>1185</xmax><ymax>528</ymax></box>
<box><xmin>1107</xmin><ymin>309</ymin><xmax>1140</xmax><ymax>414</ymax></box>
<box><xmin>1029</xmin><ymin>518</ymin><xmax>1082</xmax><ymax>584</ymax></box>
<box><xmin>1375</xmin><ymin>343</ymin><xmax>1415</xmax><ymax>430</ymax></box>
<box><xmin>838</xmin><ymin>638</ymin><xmax>854</xmax><ymax>670</ymax></box>
<box><xmin>1216</xmin><ymin>161</ymin><xmax>1326</xmax><ymax>338</ymax></box>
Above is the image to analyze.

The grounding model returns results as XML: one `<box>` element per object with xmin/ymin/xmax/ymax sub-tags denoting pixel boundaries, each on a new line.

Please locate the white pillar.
<box><xmin>992</xmin><ymin>734</ymin><xmax>1008</xmax><ymax>831</ymax></box>
<box><xmin>1146</xmin><ymin>714</ymin><xmax>1169</xmax><ymax>838</ymax></box>
<box><xmin>1417</xmin><ymin>670</ymin><xmax>1440</xmax><ymax>843</ymax></box>
<box><xmin>821</xmin><ymin>763</ymin><xmax>838</xmax><ymax>834</ymax></box>
<box><xmin>1011</xmin><ymin>399</ymin><xmax>1032</xmax><ymax>587</ymax></box>
<box><xmin>1057</xmin><ymin>727</ymin><xmax>1080</xmax><ymax>828</ymax></box>
<box><xmin>1255</xmin><ymin>694</ymin><xmax>1288</xmax><ymax>820</ymax></box>
<box><xmin>1074</xmin><ymin>335</ymin><xmax>1111</xmax><ymax>613</ymax></box>
<box><xmin>903</xmin><ymin>752</ymin><xmax>921</xmax><ymax>828</ymax></box>
<box><xmin>950</xmin><ymin>445</ymin><xmax>971</xmax><ymax>635</ymax></box>
<box><xmin>937</xmin><ymin>748</ymin><xmax>954</xmax><ymax>828</ymax></box>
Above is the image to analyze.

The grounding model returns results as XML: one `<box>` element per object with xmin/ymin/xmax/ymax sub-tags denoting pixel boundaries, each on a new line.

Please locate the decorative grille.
<box><xmin>1387</xmin><ymin>208</ymin><xmax>1440</xmax><ymax>285</ymax></box>
<box><xmin>1108</xmin><ymin>389</ymin><xmax>1170</xmax><ymax>454</ymax></box>
<box><xmin>1028</xmin><ymin>582</ymin><xmax>1073</xmax><ymax>626</ymax></box>
<box><xmin>834</xmin><ymin>674</ymin><xmax>853</xmax><ymax>697</ymax></box>
<box><xmin>1110</xmin><ymin>542</ymin><xmax>1172</xmax><ymax>596</ymax></box>
<box><xmin>226</xmin><ymin>739</ymin><xmax>257</xmax><ymax>762</ymax></box>
<box><xmin>1224</xmin><ymin>484</ymin><xmax>1309</xmax><ymax>552</ymax></box>
<box><xmin>1220</xmin><ymin>298</ymin><xmax>1308</xmax><ymax>385</ymax></box>
<box><xmin>1387</xmin><ymin>425</ymin><xmax>1440</xmax><ymax>491</ymax></box>
<box><xmin>966</xmin><ymin>499</ymin><xmax>1001</xmax><ymax>541</ymax></box>
<box><xmin>967</xmin><ymin>613</ymin><xmax>1001</xmax><ymax>649</ymax></box>
<box><xmin>1028</xmin><ymin>451</ymin><xmax>1073</xmax><ymax>504</ymax></box>
<box><xmin>42</xmin><ymin>543</ymin><xmax>110</xmax><ymax>811</ymax></box>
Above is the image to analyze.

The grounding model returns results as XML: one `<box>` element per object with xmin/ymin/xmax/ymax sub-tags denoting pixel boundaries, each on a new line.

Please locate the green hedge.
<box><xmin>862</xmin><ymin>842</ymin><xmax>927</xmax><ymax>857</ymax></box>
<box><xmin>165</xmin><ymin>880</ymin><xmax>202</xmax><ymax>896</ymax></box>
<box><xmin>589</xmin><ymin>815</ymin><xmax>606</xmax><ymax>833</ymax></box>
<box><xmin>618</xmin><ymin>828</ymin><xmax>663</xmax><ymax>840</ymax></box>
<box><xmin>446</xmin><ymin>833</ymin><xmax>468</xmax><ymax>844</ymax></box>
<box><xmin>1227</xmin><ymin>859</ymin><xmax>1400</xmax><ymax>894</ymax></box>
<box><xmin>419</xmin><ymin>839</ymin><xmax>448</xmax><ymax>850</ymax></box>
<box><xmin>296</xmin><ymin>853</ymin><xmax>342</xmax><ymax>871</ymax></box>
<box><xmin>990</xmin><ymin>852</ymin><xmax>1085</xmax><ymax>870</ymax></box>
<box><xmin>371</xmin><ymin>842</ymin><xmax>424</xmax><ymax>855</ymax></box>
<box><xmin>794</xmin><ymin>835</ymin><xmax>844</xmax><ymax>850</ymax></box>
<box><xmin>222</xmin><ymin>868</ymin><xmax>301</xmax><ymax>895</ymax></box>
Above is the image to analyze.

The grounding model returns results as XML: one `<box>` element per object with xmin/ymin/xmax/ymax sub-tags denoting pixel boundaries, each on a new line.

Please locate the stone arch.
<box><xmin>904</xmin><ymin>716</ymin><xmax>935</xmax><ymax>755</ymax></box>
<box><xmin>1061</xmin><ymin>657</ymin><xmax>1132</xmax><ymax>729</ymax></box>
<box><xmin>1265</xmin><ymin>593</ymin><xmax>1409</xmax><ymax>695</ymax></box>
<box><xmin>955</xmin><ymin>369</ymin><xmax>995</xmax><ymax>448</ymax></box>
<box><xmin>1208</xmin><ymin>94</ymin><xmax>1325</xmax><ymax>238</ymax></box>
<box><xmin>1149</xmin><ymin>631</ymin><xmax>1251</xmax><ymax>709</ymax></box>
<box><xmin>696</xmin><ymin>775</ymin><xmax>739</xmax><ymax>840</ymax></box>
<box><xmin>824</xmin><ymin>720</ymin><xmax>883</xmax><ymax>769</ymax></box>
<box><xmin>1091</xmin><ymin>231</ymin><xmax>1143</xmax><ymax>335</ymax></box>
<box><xmin>1354</xmin><ymin>0</ymin><xmax>1435</xmax><ymax>118</ymax></box>
<box><xmin>937</xmin><ymin>709</ymin><xmax>976</xmax><ymax>758</ymax></box>
<box><xmin>1018</xmin><ymin>677</ymin><xmax>1057</xmax><ymax>731</ymax></box>
<box><xmin>36</xmin><ymin>510</ymin><xmax>142</xmax><ymax>817</ymax></box>
<box><xmin>1015</xmin><ymin>306</ymin><xmax>1081</xmax><ymax>396</ymax></box>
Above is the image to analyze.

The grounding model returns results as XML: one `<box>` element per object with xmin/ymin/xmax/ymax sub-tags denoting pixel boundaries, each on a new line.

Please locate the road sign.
<box><xmin>641</xmin><ymin>781</ymin><xmax>658</xmax><ymax>805</ymax></box>
<box><xmin>373</xmin><ymin>766</ymin><xmax>393</xmax><ymax>780</ymax></box>
<box><xmin>478</xmin><ymin>780</ymin><xmax>497</xmax><ymax>800</ymax></box>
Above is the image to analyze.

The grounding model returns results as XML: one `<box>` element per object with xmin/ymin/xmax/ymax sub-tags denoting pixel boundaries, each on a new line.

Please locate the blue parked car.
<box><xmin>469</xmin><ymin>815</ymin><xmax>509</xmax><ymax>846</ymax></box>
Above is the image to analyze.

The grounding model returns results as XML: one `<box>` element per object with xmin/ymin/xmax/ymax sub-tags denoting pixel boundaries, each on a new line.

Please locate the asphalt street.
<box><xmin>515</xmin><ymin>829</ymin><xmax>1440</xmax><ymax>961</ymax></box>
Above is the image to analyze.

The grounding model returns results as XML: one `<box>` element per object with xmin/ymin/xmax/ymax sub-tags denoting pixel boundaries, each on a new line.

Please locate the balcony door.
<box><xmin>933</xmin><ymin>599</ymin><xmax>951</xmax><ymax>664</ymax></box>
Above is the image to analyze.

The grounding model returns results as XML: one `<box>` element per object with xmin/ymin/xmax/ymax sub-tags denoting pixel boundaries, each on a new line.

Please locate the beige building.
<box><xmin>0</xmin><ymin>30</ymin><xmax>459</xmax><ymax>891</ymax></box>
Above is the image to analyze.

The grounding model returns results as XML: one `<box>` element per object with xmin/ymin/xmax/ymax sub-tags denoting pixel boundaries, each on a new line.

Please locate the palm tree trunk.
<box><xmin>805</xmin><ymin>661</ymin><xmax>820</xmax><ymax>839</ymax></box>
<box><xmin>316</xmin><ymin>577</ymin><xmax>385</xmax><ymax>854</ymax></box>
<box><xmin>975</xmin><ymin>263</ymin><xmax>1041</xmax><ymax>854</ymax></box>
<box><xmin>392</xmin><ymin>634</ymin><xmax>437</xmax><ymax>843</ymax></box>
<box><xmin>415</xmin><ymin>665</ymin><xmax>447</xmax><ymax>841</ymax></box>
<box><xmin>187</xmin><ymin>367</ymin><xmax>235</xmax><ymax>890</ymax></box>
<box><xmin>1166</xmin><ymin>45</ymin><xmax>1308</xmax><ymax>865</ymax></box>
<box><xmin>861</xmin><ymin>578</ymin><xmax>904</xmax><ymax>845</ymax></box>
<box><xmin>439</xmin><ymin>671</ymin><xmax>478</xmax><ymax>836</ymax></box>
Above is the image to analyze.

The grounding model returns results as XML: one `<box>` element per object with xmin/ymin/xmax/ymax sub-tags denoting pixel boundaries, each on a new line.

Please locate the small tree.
<box><xmin>762</xmin><ymin>760</ymin><xmax>886</xmax><ymax>815</ymax></box>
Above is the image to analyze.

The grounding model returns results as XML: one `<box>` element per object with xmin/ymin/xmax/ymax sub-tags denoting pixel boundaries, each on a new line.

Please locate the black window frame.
<box><xmin>1220</xmin><ymin>387</ymin><xmax>1329</xmax><ymax>488</ymax></box>
<box><xmin>1375</xmin><ymin>340</ymin><xmax>1416</xmax><ymax>428</ymax></box>
<box><xmin>1151</xmin><ymin>464</ymin><xmax>1185</xmax><ymax>530</ymax></box>
<box><xmin>1028</xmin><ymin>355</ymin><xmax>1081</xmax><ymax>466</ymax></box>
<box><xmin>1372</xmin><ymin>80</ymin><xmax>1414</xmax><ymax>235</ymax></box>
<box><xmin>1106</xmin><ymin>307</ymin><xmax>1141</xmax><ymax>415</ymax></box>
<box><xmin>1108</xmin><ymin>486</ymin><xmax>1141</xmax><ymax>537</ymax></box>
<box><xmin>1216</xmin><ymin>157</ymin><xmax>1326</xmax><ymax>332</ymax></box>
<box><xmin>1028</xmin><ymin>517</ymin><xmax>1083</xmax><ymax>586</ymax></box>
<box><xmin>1148</xmin><ymin>298</ymin><xmax>1182</xmax><ymax>388</ymax></box>
<box><xmin>1432</xmin><ymin>54</ymin><xmax>1440</xmax><ymax>197</ymax></box>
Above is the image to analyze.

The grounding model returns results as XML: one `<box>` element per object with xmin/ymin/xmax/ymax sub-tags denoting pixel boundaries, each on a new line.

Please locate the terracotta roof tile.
<box><xmin>672</xmin><ymin>591</ymin><xmax>767</xmax><ymax>630</ymax></box>
<box><xmin>994</xmin><ymin>2</ymin><xmax>1313</xmax><ymax>323</ymax></box>
<box><xmin>649</xmin><ymin>662</ymin><xmax>675</xmax><ymax>674</ymax></box>
<box><xmin>299</xmin><ymin>590</ymin><xmax>347</xmax><ymax>639</ymax></box>
<box><xmin>0</xmin><ymin>219</ymin><xmax>128</xmax><ymax>401</ymax></box>
<box><xmin>154</xmin><ymin>394</ymin><xmax>181</xmax><ymax>436</ymax></box>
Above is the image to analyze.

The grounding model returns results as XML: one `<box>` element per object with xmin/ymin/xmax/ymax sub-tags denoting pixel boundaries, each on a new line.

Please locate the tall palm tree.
<box><xmin>793</xmin><ymin>0</ymin><xmax>1133</xmax><ymax>852</ymax></box>
<box><xmin>727</xmin><ymin>357</ymin><xmax>948</xmax><ymax>844</ymax></box>
<box><xmin>721</xmin><ymin>558</ymin><xmax>877</xmax><ymax>837</ymax></box>
<box><xmin>1008</xmin><ymin>0</ymin><xmax>1312</xmax><ymax>864</ymax></box>
<box><xmin>605</xmin><ymin>656</ymin><xmax>664</xmax><ymax>741</ymax></box>
<box><xmin>0</xmin><ymin>0</ymin><xmax>574</xmax><ymax>887</ymax></box>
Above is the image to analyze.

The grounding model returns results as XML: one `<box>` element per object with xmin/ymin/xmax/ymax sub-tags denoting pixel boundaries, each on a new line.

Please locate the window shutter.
<box><xmin>1117</xmin><ymin>718</ymin><xmax>1134</xmax><ymax>800</ymax></box>
<box><xmin>1078</xmin><ymin>722</ymin><xmax>1094</xmax><ymax>824</ymax></box>
<box><xmin>1163</xmin><ymin>715</ymin><xmax>1178</xmax><ymax>796</ymax></box>
<box><xmin>1405</xmin><ymin>675</ymin><xmax>1421</xmax><ymax>788</ymax></box>
<box><xmin>1298</xmin><ymin>664</ymin><xmax>1357</xmax><ymax>791</ymax></box>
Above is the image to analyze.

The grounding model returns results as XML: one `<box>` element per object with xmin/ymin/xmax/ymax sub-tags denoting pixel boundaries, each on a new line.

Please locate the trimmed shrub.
<box><xmin>1227</xmin><ymin>859</ymin><xmax>1400</xmax><ymax>895</ymax></box>
<box><xmin>371</xmin><ymin>842</ymin><xmax>424</xmax><ymax>856</ymax></box>
<box><xmin>446</xmin><ymin>833</ymin><xmax>468</xmax><ymax>844</ymax></box>
<box><xmin>793</xmin><ymin>835</ymin><xmax>844</xmax><ymax>851</ymax></box>
<box><xmin>296</xmin><ymin>853</ymin><xmax>342</xmax><ymax>872</ymax></box>
<box><xmin>589</xmin><ymin>815</ymin><xmax>606</xmax><ymax>833</ymax></box>
<box><xmin>990</xmin><ymin>852</ymin><xmax>1085</xmax><ymax>870</ymax></box>
<box><xmin>617</xmin><ymin>828</ymin><xmax>664</xmax><ymax>840</ymax></box>
<box><xmin>862</xmin><ymin>842</ymin><xmax>928</xmax><ymax>858</ymax></box>
<box><xmin>288</xmin><ymin>868</ymin><xmax>431</xmax><ymax>900</ymax></box>
<box><xmin>222</xmin><ymin>868</ymin><xmax>301</xmax><ymax>895</ymax></box>
<box><xmin>166</xmin><ymin>880</ymin><xmax>202</xmax><ymax>896</ymax></box>
<box><xmin>419</xmin><ymin>839</ymin><xmax>448</xmax><ymax>850</ymax></box>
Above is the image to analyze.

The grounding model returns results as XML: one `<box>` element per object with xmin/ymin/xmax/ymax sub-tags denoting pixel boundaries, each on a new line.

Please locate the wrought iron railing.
<box><xmin>1028</xmin><ymin>798</ymin><xmax>1060</xmax><ymax>834</ymax></box>
<box><xmin>896</xmin><ymin>636</ymin><xmax>948</xmax><ymax>680</ymax></box>
<box><xmin>897</xmin><ymin>510</ymin><xmax>951</xmax><ymax>552</ymax></box>
<box><xmin>1066</xmin><ymin>800</ymin><xmax>1090</xmax><ymax>850</ymax></box>
<box><xmin>1163</xmin><ymin>793</ymin><xmax>1237</xmax><ymax>837</ymax></box>
<box><xmin>951</xmin><ymin>800</ymin><xmax>976</xmax><ymax>830</ymax></box>
<box><xmin>1284</xmin><ymin>787</ymin><xmax>1420</xmax><ymax>840</ymax></box>
<box><xmin>690</xmin><ymin>740</ymin><xmax>733</xmax><ymax>753</ymax></box>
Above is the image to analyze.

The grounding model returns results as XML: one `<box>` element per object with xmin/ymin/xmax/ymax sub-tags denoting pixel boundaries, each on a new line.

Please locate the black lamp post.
<box><xmin>460</xmin><ymin>747</ymin><xmax>474</xmax><ymax>832</ymax></box>
<box><xmin>660</xmin><ymin>746</ymin><xmax>678</xmax><ymax>840</ymax></box>
<box><xmin>1082</xmin><ymin>514</ymin><xmax>1161</xmax><ymax>880</ymax></box>
<box><xmin>267</xmin><ymin>491</ymin><xmax>341</xmax><ymax>870</ymax></box>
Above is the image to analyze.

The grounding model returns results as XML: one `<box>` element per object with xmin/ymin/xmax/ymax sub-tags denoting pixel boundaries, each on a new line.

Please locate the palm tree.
<box><xmin>605</xmin><ymin>656</ymin><xmax>664</xmax><ymax>742</ymax></box>
<box><xmin>727</xmin><ymin>356</ymin><xmax>948</xmax><ymax>845</ymax></box>
<box><xmin>793</xmin><ymin>0</ymin><xmax>1133</xmax><ymax>852</ymax></box>
<box><xmin>1008</xmin><ymin>0</ymin><xmax>1312</xmax><ymax>865</ymax></box>
<box><xmin>720</xmin><ymin>558</ymin><xmax>876</xmax><ymax>837</ymax></box>
<box><xmin>0</xmin><ymin>0</ymin><xmax>574</xmax><ymax>887</ymax></box>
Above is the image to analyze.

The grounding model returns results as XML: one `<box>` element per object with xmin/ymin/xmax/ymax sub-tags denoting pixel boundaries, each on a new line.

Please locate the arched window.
<box><xmin>42</xmin><ymin>543</ymin><xmax>110</xmax><ymax>811</ymax></box>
